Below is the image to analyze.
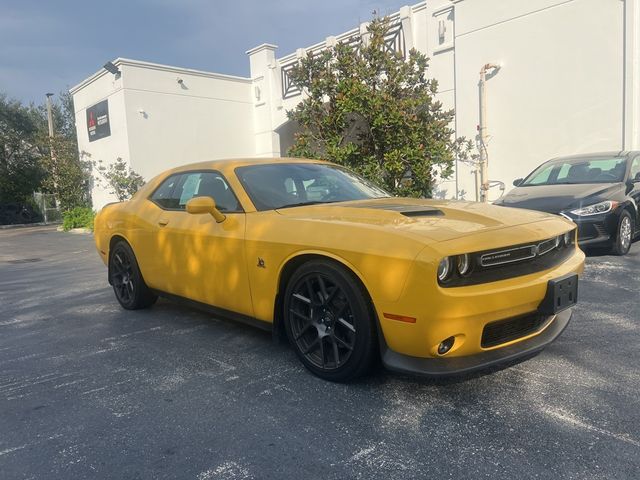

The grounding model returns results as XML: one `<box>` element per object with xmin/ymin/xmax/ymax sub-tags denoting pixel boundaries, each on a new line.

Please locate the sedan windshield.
<box><xmin>521</xmin><ymin>157</ymin><xmax>627</xmax><ymax>186</ymax></box>
<box><xmin>236</xmin><ymin>163</ymin><xmax>390</xmax><ymax>211</ymax></box>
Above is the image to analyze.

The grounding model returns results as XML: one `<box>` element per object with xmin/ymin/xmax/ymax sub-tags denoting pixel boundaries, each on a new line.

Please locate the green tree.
<box><xmin>39</xmin><ymin>134</ymin><xmax>91</xmax><ymax>210</ymax></box>
<box><xmin>287</xmin><ymin>17</ymin><xmax>474</xmax><ymax>198</ymax></box>
<box><xmin>94</xmin><ymin>157</ymin><xmax>145</xmax><ymax>201</ymax></box>
<box><xmin>37</xmin><ymin>91</ymin><xmax>91</xmax><ymax>210</ymax></box>
<box><xmin>0</xmin><ymin>95</ymin><xmax>44</xmax><ymax>204</ymax></box>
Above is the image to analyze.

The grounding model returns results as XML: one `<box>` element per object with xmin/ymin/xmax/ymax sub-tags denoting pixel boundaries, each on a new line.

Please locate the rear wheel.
<box><xmin>283</xmin><ymin>260</ymin><xmax>376</xmax><ymax>382</ymax></box>
<box><xmin>109</xmin><ymin>241</ymin><xmax>157</xmax><ymax>309</ymax></box>
<box><xmin>611</xmin><ymin>211</ymin><xmax>633</xmax><ymax>256</ymax></box>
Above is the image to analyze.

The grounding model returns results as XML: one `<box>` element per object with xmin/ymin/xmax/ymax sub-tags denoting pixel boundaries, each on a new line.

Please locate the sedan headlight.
<box><xmin>570</xmin><ymin>200</ymin><xmax>618</xmax><ymax>216</ymax></box>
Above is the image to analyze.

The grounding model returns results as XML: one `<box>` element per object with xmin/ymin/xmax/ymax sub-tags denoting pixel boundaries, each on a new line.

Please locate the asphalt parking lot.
<box><xmin>0</xmin><ymin>226</ymin><xmax>638</xmax><ymax>480</ymax></box>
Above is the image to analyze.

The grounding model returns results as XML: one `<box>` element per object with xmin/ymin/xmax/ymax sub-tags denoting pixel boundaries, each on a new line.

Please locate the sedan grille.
<box><xmin>481</xmin><ymin>313</ymin><xmax>547</xmax><ymax>348</ymax></box>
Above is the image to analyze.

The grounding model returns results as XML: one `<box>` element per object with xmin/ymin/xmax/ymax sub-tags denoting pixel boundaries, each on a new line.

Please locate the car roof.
<box><xmin>547</xmin><ymin>151</ymin><xmax>639</xmax><ymax>162</ymax></box>
<box><xmin>165</xmin><ymin>157</ymin><xmax>331</xmax><ymax>174</ymax></box>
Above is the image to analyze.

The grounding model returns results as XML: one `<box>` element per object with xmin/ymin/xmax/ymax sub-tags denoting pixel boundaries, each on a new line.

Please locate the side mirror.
<box><xmin>634</xmin><ymin>172</ymin><xmax>640</xmax><ymax>182</ymax></box>
<box><xmin>186</xmin><ymin>196</ymin><xmax>226</xmax><ymax>223</ymax></box>
<box><xmin>513</xmin><ymin>178</ymin><xmax>523</xmax><ymax>187</ymax></box>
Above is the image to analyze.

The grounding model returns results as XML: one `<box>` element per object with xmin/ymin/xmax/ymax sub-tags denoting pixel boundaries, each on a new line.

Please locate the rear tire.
<box><xmin>611</xmin><ymin>210</ymin><xmax>633</xmax><ymax>256</ymax></box>
<box><xmin>283</xmin><ymin>259</ymin><xmax>376</xmax><ymax>382</ymax></box>
<box><xmin>109</xmin><ymin>241</ymin><xmax>157</xmax><ymax>310</ymax></box>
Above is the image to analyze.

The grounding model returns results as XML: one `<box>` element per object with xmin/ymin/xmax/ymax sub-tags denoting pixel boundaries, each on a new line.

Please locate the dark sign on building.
<box><xmin>86</xmin><ymin>100</ymin><xmax>111</xmax><ymax>142</ymax></box>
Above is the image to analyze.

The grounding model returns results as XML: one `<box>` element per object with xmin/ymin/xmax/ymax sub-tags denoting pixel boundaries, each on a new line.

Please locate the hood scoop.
<box><xmin>351</xmin><ymin>203</ymin><xmax>444</xmax><ymax>217</ymax></box>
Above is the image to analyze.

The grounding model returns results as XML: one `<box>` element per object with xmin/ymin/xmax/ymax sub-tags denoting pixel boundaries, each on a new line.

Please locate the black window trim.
<box><xmin>148</xmin><ymin>169</ymin><xmax>245</xmax><ymax>213</ymax></box>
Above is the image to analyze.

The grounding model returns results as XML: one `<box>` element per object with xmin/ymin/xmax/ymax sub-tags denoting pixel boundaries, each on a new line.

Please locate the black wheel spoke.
<box><xmin>305</xmin><ymin>278</ymin><xmax>317</xmax><ymax>305</ymax></box>
<box><xmin>293</xmin><ymin>293</ymin><xmax>311</xmax><ymax>304</ymax></box>
<box><xmin>331</xmin><ymin>336</ymin><xmax>340</xmax><ymax>367</ymax></box>
<box><xmin>317</xmin><ymin>275</ymin><xmax>328</xmax><ymax>304</ymax></box>
<box><xmin>318</xmin><ymin>337</ymin><xmax>326</xmax><ymax>367</ymax></box>
<box><xmin>337</xmin><ymin>316</ymin><xmax>356</xmax><ymax>333</ymax></box>
<box><xmin>294</xmin><ymin>322</ymin><xmax>314</xmax><ymax>340</ymax></box>
<box><xmin>289</xmin><ymin>309</ymin><xmax>313</xmax><ymax>325</ymax></box>
<box><xmin>334</xmin><ymin>335</ymin><xmax>354</xmax><ymax>351</ymax></box>
<box><xmin>303</xmin><ymin>337</ymin><xmax>320</xmax><ymax>355</ymax></box>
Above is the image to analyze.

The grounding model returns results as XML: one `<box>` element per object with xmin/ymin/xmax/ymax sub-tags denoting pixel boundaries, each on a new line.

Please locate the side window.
<box><xmin>150</xmin><ymin>174</ymin><xmax>182</xmax><ymax>209</ymax></box>
<box><xmin>555</xmin><ymin>164</ymin><xmax>571</xmax><ymax>181</ymax></box>
<box><xmin>191</xmin><ymin>172</ymin><xmax>241</xmax><ymax>212</ymax></box>
<box><xmin>150</xmin><ymin>171</ymin><xmax>241</xmax><ymax>212</ymax></box>
<box><xmin>631</xmin><ymin>157</ymin><xmax>640</xmax><ymax>181</ymax></box>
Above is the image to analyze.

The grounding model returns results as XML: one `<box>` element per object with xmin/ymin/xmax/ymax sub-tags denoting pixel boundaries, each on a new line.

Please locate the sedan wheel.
<box><xmin>612</xmin><ymin>211</ymin><xmax>633</xmax><ymax>256</ymax></box>
<box><xmin>284</xmin><ymin>260</ymin><xmax>376</xmax><ymax>381</ymax></box>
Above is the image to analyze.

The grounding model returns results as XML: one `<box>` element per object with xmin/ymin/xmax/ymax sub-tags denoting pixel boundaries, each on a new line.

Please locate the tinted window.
<box><xmin>150</xmin><ymin>172</ymin><xmax>241</xmax><ymax>212</ymax></box>
<box><xmin>630</xmin><ymin>156</ymin><xmax>640</xmax><ymax>181</ymax></box>
<box><xmin>236</xmin><ymin>163</ymin><xmax>389</xmax><ymax>211</ymax></box>
<box><xmin>521</xmin><ymin>157</ymin><xmax>628</xmax><ymax>186</ymax></box>
<box><xmin>150</xmin><ymin>174</ymin><xmax>180</xmax><ymax>209</ymax></box>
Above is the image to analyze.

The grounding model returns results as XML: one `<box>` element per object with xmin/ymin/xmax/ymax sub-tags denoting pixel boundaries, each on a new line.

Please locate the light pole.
<box><xmin>478</xmin><ymin>63</ymin><xmax>500</xmax><ymax>202</ymax></box>
<box><xmin>45</xmin><ymin>93</ymin><xmax>60</xmax><ymax>210</ymax></box>
<box><xmin>45</xmin><ymin>93</ymin><xmax>55</xmax><ymax>137</ymax></box>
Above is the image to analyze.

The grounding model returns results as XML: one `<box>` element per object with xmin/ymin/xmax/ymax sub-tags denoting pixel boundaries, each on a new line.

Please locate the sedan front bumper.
<box><xmin>381</xmin><ymin>308</ymin><xmax>572</xmax><ymax>377</ymax></box>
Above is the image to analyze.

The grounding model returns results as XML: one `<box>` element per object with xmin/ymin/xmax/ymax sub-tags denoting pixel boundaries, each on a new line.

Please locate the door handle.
<box><xmin>158</xmin><ymin>219</ymin><xmax>169</xmax><ymax>227</ymax></box>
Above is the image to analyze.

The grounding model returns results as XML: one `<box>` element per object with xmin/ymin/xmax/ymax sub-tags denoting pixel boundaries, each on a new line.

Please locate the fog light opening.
<box><xmin>438</xmin><ymin>336</ymin><xmax>455</xmax><ymax>355</ymax></box>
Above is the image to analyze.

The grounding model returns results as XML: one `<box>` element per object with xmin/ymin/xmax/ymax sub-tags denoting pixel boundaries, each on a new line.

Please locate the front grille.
<box><xmin>441</xmin><ymin>237</ymin><xmax>574</xmax><ymax>287</ymax></box>
<box><xmin>481</xmin><ymin>313</ymin><xmax>548</xmax><ymax>348</ymax></box>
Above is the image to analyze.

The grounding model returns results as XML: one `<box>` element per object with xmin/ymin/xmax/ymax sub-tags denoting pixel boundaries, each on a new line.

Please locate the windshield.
<box><xmin>520</xmin><ymin>157</ymin><xmax>628</xmax><ymax>186</ymax></box>
<box><xmin>235</xmin><ymin>163</ymin><xmax>390</xmax><ymax>211</ymax></box>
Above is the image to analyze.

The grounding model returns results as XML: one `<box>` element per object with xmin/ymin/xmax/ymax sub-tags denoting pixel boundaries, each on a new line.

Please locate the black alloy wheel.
<box><xmin>109</xmin><ymin>241</ymin><xmax>157</xmax><ymax>310</ymax></box>
<box><xmin>284</xmin><ymin>260</ymin><xmax>376</xmax><ymax>382</ymax></box>
<box><xmin>612</xmin><ymin>210</ymin><xmax>634</xmax><ymax>256</ymax></box>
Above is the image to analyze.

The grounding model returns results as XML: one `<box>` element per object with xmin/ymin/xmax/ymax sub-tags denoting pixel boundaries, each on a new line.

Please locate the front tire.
<box><xmin>611</xmin><ymin>210</ymin><xmax>633</xmax><ymax>256</ymax></box>
<box><xmin>109</xmin><ymin>241</ymin><xmax>157</xmax><ymax>310</ymax></box>
<box><xmin>283</xmin><ymin>260</ymin><xmax>376</xmax><ymax>382</ymax></box>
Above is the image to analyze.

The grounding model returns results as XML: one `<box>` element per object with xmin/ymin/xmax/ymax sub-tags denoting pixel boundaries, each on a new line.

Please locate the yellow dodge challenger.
<box><xmin>94</xmin><ymin>158</ymin><xmax>584</xmax><ymax>381</ymax></box>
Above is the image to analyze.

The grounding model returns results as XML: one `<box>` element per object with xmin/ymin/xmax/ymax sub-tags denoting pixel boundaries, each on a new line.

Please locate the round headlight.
<box><xmin>457</xmin><ymin>254</ymin><xmax>471</xmax><ymax>276</ymax></box>
<box><xmin>437</xmin><ymin>257</ymin><xmax>452</xmax><ymax>282</ymax></box>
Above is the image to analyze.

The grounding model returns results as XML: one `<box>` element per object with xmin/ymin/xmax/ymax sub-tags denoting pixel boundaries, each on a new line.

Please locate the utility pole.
<box><xmin>45</xmin><ymin>93</ymin><xmax>55</xmax><ymax>137</ymax></box>
<box><xmin>45</xmin><ymin>93</ymin><xmax>60</xmax><ymax>210</ymax></box>
<box><xmin>478</xmin><ymin>63</ymin><xmax>500</xmax><ymax>202</ymax></box>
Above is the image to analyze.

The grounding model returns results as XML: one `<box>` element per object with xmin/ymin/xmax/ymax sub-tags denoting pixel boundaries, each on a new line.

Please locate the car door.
<box><xmin>629</xmin><ymin>155</ymin><xmax>640</xmax><ymax>234</ymax></box>
<box><xmin>147</xmin><ymin>170</ymin><xmax>253</xmax><ymax>317</ymax></box>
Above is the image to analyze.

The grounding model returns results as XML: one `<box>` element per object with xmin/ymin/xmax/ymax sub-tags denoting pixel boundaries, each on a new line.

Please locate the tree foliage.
<box><xmin>0</xmin><ymin>95</ymin><xmax>45</xmax><ymax>204</ymax></box>
<box><xmin>39</xmin><ymin>134</ymin><xmax>91</xmax><ymax>210</ymax></box>
<box><xmin>287</xmin><ymin>17</ymin><xmax>474</xmax><ymax>198</ymax></box>
<box><xmin>0</xmin><ymin>91</ymin><xmax>90</xmax><ymax>212</ymax></box>
<box><xmin>94</xmin><ymin>157</ymin><xmax>145</xmax><ymax>202</ymax></box>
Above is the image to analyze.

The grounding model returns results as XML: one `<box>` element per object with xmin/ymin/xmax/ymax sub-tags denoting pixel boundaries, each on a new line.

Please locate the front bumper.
<box><xmin>381</xmin><ymin>308</ymin><xmax>572</xmax><ymax>377</ymax></box>
<box><xmin>566</xmin><ymin>212</ymin><xmax>618</xmax><ymax>247</ymax></box>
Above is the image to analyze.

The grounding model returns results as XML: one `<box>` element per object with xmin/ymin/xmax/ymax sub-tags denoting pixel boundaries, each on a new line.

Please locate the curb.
<box><xmin>0</xmin><ymin>222</ymin><xmax>59</xmax><ymax>230</ymax></box>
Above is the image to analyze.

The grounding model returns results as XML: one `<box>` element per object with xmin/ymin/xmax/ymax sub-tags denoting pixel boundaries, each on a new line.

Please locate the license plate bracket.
<box><xmin>538</xmin><ymin>273</ymin><xmax>578</xmax><ymax>315</ymax></box>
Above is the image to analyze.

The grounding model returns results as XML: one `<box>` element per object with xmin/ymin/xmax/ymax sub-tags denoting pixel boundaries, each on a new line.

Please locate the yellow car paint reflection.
<box><xmin>94</xmin><ymin>158</ymin><xmax>584</xmax><ymax>380</ymax></box>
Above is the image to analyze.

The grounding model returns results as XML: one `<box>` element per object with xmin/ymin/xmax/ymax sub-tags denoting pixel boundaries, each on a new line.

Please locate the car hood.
<box><xmin>275</xmin><ymin>197</ymin><xmax>560</xmax><ymax>243</ymax></box>
<box><xmin>497</xmin><ymin>183</ymin><xmax>625</xmax><ymax>213</ymax></box>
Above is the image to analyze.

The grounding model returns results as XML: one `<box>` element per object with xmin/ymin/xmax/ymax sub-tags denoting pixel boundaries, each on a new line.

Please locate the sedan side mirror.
<box><xmin>186</xmin><ymin>196</ymin><xmax>226</xmax><ymax>223</ymax></box>
<box><xmin>513</xmin><ymin>178</ymin><xmax>523</xmax><ymax>187</ymax></box>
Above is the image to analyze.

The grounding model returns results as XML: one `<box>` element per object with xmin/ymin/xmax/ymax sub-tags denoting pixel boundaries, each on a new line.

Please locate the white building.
<box><xmin>70</xmin><ymin>0</ymin><xmax>640</xmax><ymax>209</ymax></box>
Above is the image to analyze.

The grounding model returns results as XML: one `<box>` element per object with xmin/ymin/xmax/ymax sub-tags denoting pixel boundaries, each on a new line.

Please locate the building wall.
<box><xmin>452</xmin><ymin>0</ymin><xmax>626</xmax><ymax>201</ymax></box>
<box><xmin>71</xmin><ymin>1</ymin><xmax>637</xmax><ymax>209</ymax></box>
<box><xmin>72</xmin><ymin>71</ymin><xmax>131</xmax><ymax>210</ymax></box>
<box><xmin>71</xmin><ymin>59</ymin><xmax>254</xmax><ymax>209</ymax></box>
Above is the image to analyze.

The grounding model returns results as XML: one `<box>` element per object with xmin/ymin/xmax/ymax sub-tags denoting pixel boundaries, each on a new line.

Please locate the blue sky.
<box><xmin>0</xmin><ymin>0</ymin><xmax>413</xmax><ymax>105</ymax></box>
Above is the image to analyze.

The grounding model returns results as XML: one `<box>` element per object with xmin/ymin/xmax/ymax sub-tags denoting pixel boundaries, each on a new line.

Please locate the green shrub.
<box><xmin>62</xmin><ymin>207</ymin><xmax>95</xmax><ymax>231</ymax></box>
